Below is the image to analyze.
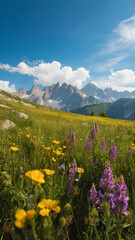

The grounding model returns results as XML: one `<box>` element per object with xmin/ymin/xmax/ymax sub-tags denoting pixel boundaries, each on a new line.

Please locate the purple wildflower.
<box><xmin>95</xmin><ymin>159</ymin><xmax>98</xmax><ymax>165</ymax></box>
<box><xmin>89</xmin><ymin>183</ymin><xmax>100</xmax><ymax>209</ymax></box>
<box><xmin>67</xmin><ymin>160</ymin><xmax>77</xmax><ymax>195</ymax></box>
<box><xmin>71</xmin><ymin>132</ymin><xmax>75</xmax><ymax>143</ymax></box>
<box><xmin>19</xmin><ymin>167</ymin><xmax>24</xmax><ymax>173</ymax></box>
<box><xmin>89</xmin><ymin>158</ymin><xmax>93</xmax><ymax>165</ymax></box>
<box><xmin>95</xmin><ymin>122</ymin><xmax>98</xmax><ymax>132</ymax></box>
<box><xmin>91</xmin><ymin>125</ymin><xmax>97</xmax><ymax>140</ymax></box>
<box><xmin>109</xmin><ymin>141</ymin><xmax>117</xmax><ymax>161</ymax></box>
<box><xmin>85</xmin><ymin>135</ymin><xmax>92</xmax><ymax>151</ymax></box>
<box><xmin>109</xmin><ymin>175</ymin><xmax>129</xmax><ymax>216</ymax></box>
<box><xmin>128</xmin><ymin>146</ymin><xmax>132</xmax><ymax>155</ymax></box>
<box><xmin>101</xmin><ymin>138</ymin><xmax>106</xmax><ymax>150</ymax></box>
<box><xmin>60</xmin><ymin>163</ymin><xmax>65</xmax><ymax>171</ymax></box>
<box><xmin>100</xmin><ymin>162</ymin><xmax>114</xmax><ymax>192</ymax></box>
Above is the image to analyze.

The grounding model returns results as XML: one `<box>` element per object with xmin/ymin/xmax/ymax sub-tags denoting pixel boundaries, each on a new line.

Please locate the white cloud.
<box><xmin>101</xmin><ymin>15</ymin><xmax>135</xmax><ymax>55</ymax></box>
<box><xmin>0</xmin><ymin>61</ymin><xmax>90</xmax><ymax>89</ymax></box>
<box><xmin>92</xmin><ymin>69</ymin><xmax>135</xmax><ymax>92</ymax></box>
<box><xmin>92</xmin><ymin>56</ymin><xmax>126</xmax><ymax>73</ymax></box>
<box><xmin>0</xmin><ymin>80</ymin><xmax>16</xmax><ymax>92</ymax></box>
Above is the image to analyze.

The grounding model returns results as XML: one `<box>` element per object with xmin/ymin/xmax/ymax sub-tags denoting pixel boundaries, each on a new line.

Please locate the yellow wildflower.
<box><xmin>39</xmin><ymin>208</ymin><xmax>50</xmax><ymax>216</ymax></box>
<box><xmin>15</xmin><ymin>209</ymin><xmax>27</xmax><ymax>229</ymax></box>
<box><xmin>10</xmin><ymin>147</ymin><xmax>19</xmax><ymax>151</ymax></box>
<box><xmin>19</xmin><ymin>132</ymin><xmax>23</xmax><ymax>134</ymax></box>
<box><xmin>53</xmin><ymin>149</ymin><xmax>61</xmax><ymax>155</ymax></box>
<box><xmin>63</xmin><ymin>146</ymin><xmax>67</xmax><ymax>149</ymax></box>
<box><xmin>45</xmin><ymin>147</ymin><xmax>51</xmax><ymax>150</ymax></box>
<box><xmin>52</xmin><ymin>140</ymin><xmax>60</xmax><ymax>144</ymax></box>
<box><xmin>15</xmin><ymin>209</ymin><xmax>36</xmax><ymax>228</ymax></box>
<box><xmin>26</xmin><ymin>210</ymin><xmax>36</xmax><ymax>220</ymax></box>
<box><xmin>52</xmin><ymin>157</ymin><xmax>56</xmax><ymax>162</ymax></box>
<box><xmin>77</xmin><ymin>167</ymin><xmax>84</xmax><ymax>173</ymax></box>
<box><xmin>25</xmin><ymin>127</ymin><xmax>30</xmax><ymax>130</ymax></box>
<box><xmin>58</xmin><ymin>147</ymin><xmax>62</xmax><ymax>150</ymax></box>
<box><xmin>25</xmin><ymin>170</ymin><xmax>45</xmax><ymax>183</ymax></box>
<box><xmin>43</xmin><ymin>169</ymin><xmax>55</xmax><ymax>175</ymax></box>
<box><xmin>38</xmin><ymin>199</ymin><xmax>60</xmax><ymax>214</ymax></box>
<box><xmin>26</xmin><ymin>134</ymin><xmax>30</xmax><ymax>138</ymax></box>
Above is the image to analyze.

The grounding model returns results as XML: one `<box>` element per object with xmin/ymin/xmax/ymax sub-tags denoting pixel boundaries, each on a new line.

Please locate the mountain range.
<box><xmin>14</xmin><ymin>82</ymin><xmax>135</xmax><ymax>112</ymax></box>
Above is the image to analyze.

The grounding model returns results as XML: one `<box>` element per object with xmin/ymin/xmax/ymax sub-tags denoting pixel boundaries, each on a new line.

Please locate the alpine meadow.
<box><xmin>0</xmin><ymin>90</ymin><xmax>135</xmax><ymax>240</ymax></box>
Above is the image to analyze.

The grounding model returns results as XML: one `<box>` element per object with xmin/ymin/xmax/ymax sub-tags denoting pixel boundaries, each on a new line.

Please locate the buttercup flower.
<box><xmin>15</xmin><ymin>209</ymin><xmax>36</xmax><ymax>228</ymax></box>
<box><xmin>10</xmin><ymin>147</ymin><xmax>19</xmax><ymax>151</ymax></box>
<box><xmin>38</xmin><ymin>199</ymin><xmax>60</xmax><ymax>216</ymax></box>
<box><xmin>77</xmin><ymin>167</ymin><xmax>84</xmax><ymax>173</ymax></box>
<box><xmin>43</xmin><ymin>169</ymin><xmax>55</xmax><ymax>175</ymax></box>
<box><xmin>25</xmin><ymin>170</ymin><xmax>45</xmax><ymax>183</ymax></box>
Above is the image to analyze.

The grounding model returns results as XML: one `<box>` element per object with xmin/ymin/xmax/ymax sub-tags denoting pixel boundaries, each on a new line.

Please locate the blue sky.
<box><xmin>0</xmin><ymin>0</ymin><xmax>135</xmax><ymax>92</ymax></box>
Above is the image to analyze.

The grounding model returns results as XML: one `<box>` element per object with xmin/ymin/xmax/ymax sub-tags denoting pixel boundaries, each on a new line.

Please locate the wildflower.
<box><xmin>85</xmin><ymin>135</ymin><xmax>92</xmax><ymax>151</ymax></box>
<box><xmin>52</xmin><ymin>140</ymin><xmax>60</xmax><ymax>144</ymax></box>
<box><xmin>67</xmin><ymin>160</ymin><xmax>77</xmax><ymax>195</ymax></box>
<box><xmin>95</xmin><ymin>159</ymin><xmax>98</xmax><ymax>165</ymax></box>
<box><xmin>15</xmin><ymin>209</ymin><xmax>27</xmax><ymax>228</ymax></box>
<box><xmin>77</xmin><ymin>167</ymin><xmax>84</xmax><ymax>173</ymax></box>
<box><xmin>91</xmin><ymin>125</ymin><xmax>97</xmax><ymax>140</ymax></box>
<box><xmin>26</xmin><ymin>210</ymin><xmax>36</xmax><ymax>219</ymax></box>
<box><xmin>89</xmin><ymin>183</ymin><xmax>100</xmax><ymax>209</ymax></box>
<box><xmin>100</xmin><ymin>162</ymin><xmax>114</xmax><ymax>192</ymax></box>
<box><xmin>109</xmin><ymin>141</ymin><xmax>117</xmax><ymax>161</ymax></box>
<box><xmin>52</xmin><ymin>157</ymin><xmax>56</xmax><ymax>162</ymax></box>
<box><xmin>63</xmin><ymin>146</ymin><xmax>67</xmax><ymax>149</ymax></box>
<box><xmin>25</xmin><ymin>170</ymin><xmax>45</xmax><ymax>183</ymax></box>
<box><xmin>15</xmin><ymin>209</ymin><xmax>36</xmax><ymax>228</ymax></box>
<box><xmin>26</xmin><ymin>134</ymin><xmax>30</xmax><ymax>138</ymax></box>
<box><xmin>20</xmin><ymin>167</ymin><xmax>24</xmax><ymax>173</ymax></box>
<box><xmin>19</xmin><ymin>132</ymin><xmax>23</xmax><ymax>134</ymax></box>
<box><xmin>53</xmin><ymin>149</ymin><xmax>61</xmax><ymax>155</ymax></box>
<box><xmin>128</xmin><ymin>146</ymin><xmax>132</xmax><ymax>155</ymax></box>
<box><xmin>25</xmin><ymin>127</ymin><xmax>30</xmax><ymax>130</ymax></box>
<box><xmin>89</xmin><ymin>158</ymin><xmax>93</xmax><ymax>165</ymax></box>
<box><xmin>95</xmin><ymin>122</ymin><xmax>98</xmax><ymax>132</ymax></box>
<box><xmin>71</xmin><ymin>131</ymin><xmax>75</xmax><ymax>143</ymax></box>
<box><xmin>43</xmin><ymin>169</ymin><xmax>55</xmax><ymax>175</ymax></box>
<box><xmin>38</xmin><ymin>199</ymin><xmax>60</xmax><ymax>216</ymax></box>
<box><xmin>10</xmin><ymin>147</ymin><xmax>19</xmax><ymax>151</ymax></box>
<box><xmin>60</xmin><ymin>163</ymin><xmax>65</xmax><ymax>171</ymax></box>
<box><xmin>101</xmin><ymin>138</ymin><xmax>106</xmax><ymax>150</ymax></box>
<box><xmin>109</xmin><ymin>175</ymin><xmax>129</xmax><ymax>216</ymax></box>
<box><xmin>45</xmin><ymin>147</ymin><xmax>51</xmax><ymax>150</ymax></box>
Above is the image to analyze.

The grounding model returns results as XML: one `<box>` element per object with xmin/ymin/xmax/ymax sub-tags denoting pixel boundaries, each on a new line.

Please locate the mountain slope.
<box><xmin>72</xmin><ymin>98</ymin><xmax>135</xmax><ymax>120</ymax></box>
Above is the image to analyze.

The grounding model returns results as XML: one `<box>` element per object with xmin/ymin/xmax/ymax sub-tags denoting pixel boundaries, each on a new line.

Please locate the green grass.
<box><xmin>0</xmin><ymin>91</ymin><xmax>135</xmax><ymax>240</ymax></box>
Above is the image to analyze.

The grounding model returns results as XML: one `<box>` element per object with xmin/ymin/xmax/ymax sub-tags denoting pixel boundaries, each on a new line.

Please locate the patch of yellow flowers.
<box><xmin>38</xmin><ymin>199</ymin><xmax>60</xmax><ymax>216</ymax></box>
<box><xmin>15</xmin><ymin>209</ymin><xmax>36</xmax><ymax>228</ymax></box>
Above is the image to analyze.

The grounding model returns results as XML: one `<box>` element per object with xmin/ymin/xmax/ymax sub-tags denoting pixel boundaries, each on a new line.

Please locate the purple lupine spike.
<box><xmin>109</xmin><ymin>175</ymin><xmax>129</xmax><ymax>216</ymax></box>
<box><xmin>71</xmin><ymin>131</ymin><xmax>75</xmax><ymax>143</ymax></box>
<box><xmin>67</xmin><ymin>160</ymin><xmax>77</xmax><ymax>195</ymax></box>
<box><xmin>109</xmin><ymin>141</ymin><xmax>117</xmax><ymax>161</ymax></box>
<box><xmin>128</xmin><ymin>146</ymin><xmax>132</xmax><ymax>155</ymax></box>
<box><xmin>85</xmin><ymin>135</ymin><xmax>92</xmax><ymax>151</ymax></box>
<box><xmin>95</xmin><ymin>122</ymin><xmax>98</xmax><ymax>132</ymax></box>
<box><xmin>91</xmin><ymin>125</ymin><xmax>97</xmax><ymax>140</ymax></box>
<box><xmin>89</xmin><ymin>183</ymin><xmax>100</xmax><ymax>209</ymax></box>
<box><xmin>100</xmin><ymin>162</ymin><xmax>114</xmax><ymax>192</ymax></box>
<box><xmin>101</xmin><ymin>138</ymin><xmax>106</xmax><ymax>150</ymax></box>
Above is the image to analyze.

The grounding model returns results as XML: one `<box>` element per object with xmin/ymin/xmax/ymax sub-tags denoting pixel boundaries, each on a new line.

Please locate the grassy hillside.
<box><xmin>0</xmin><ymin>90</ymin><xmax>135</xmax><ymax>240</ymax></box>
<box><xmin>72</xmin><ymin>98</ymin><xmax>135</xmax><ymax>120</ymax></box>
